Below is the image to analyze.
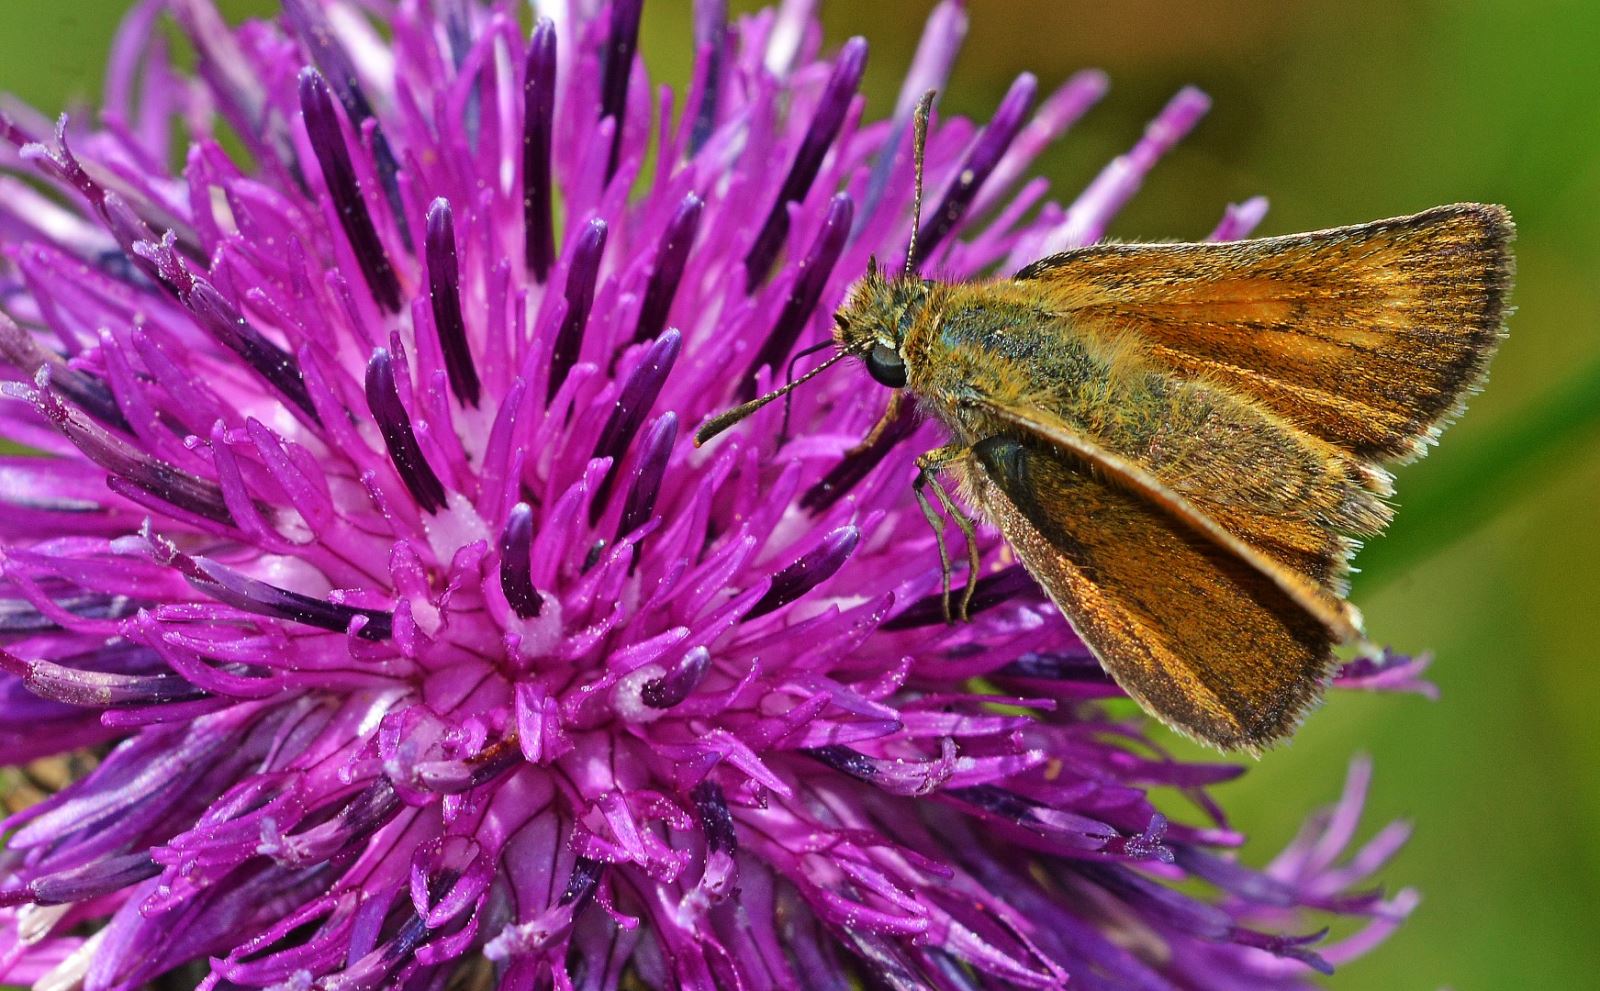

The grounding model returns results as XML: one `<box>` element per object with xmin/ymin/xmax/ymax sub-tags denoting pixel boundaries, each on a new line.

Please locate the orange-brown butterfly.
<box><xmin>698</xmin><ymin>93</ymin><xmax>1514</xmax><ymax>752</ymax></box>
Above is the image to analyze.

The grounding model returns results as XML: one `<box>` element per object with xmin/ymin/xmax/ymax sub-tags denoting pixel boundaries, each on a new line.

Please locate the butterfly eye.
<box><xmin>866</xmin><ymin>343</ymin><xmax>907</xmax><ymax>388</ymax></box>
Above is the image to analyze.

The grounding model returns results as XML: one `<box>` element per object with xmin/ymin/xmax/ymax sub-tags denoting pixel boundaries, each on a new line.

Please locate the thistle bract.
<box><xmin>0</xmin><ymin>2</ymin><xmax>1419</xmax><ymax>988</ymax></box>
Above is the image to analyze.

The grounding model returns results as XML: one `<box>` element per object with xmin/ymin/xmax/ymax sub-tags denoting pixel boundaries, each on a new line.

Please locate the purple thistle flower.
<box><xmin>0</xmin><ymin>2</ymin><xmax>1419</xmax><ymax>988</ymax></box>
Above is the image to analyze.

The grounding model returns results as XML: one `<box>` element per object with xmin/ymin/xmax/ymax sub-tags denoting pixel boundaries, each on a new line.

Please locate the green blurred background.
<box><xmin>1</xmin><ymin>1</ymin><xmax>1596</xmax><ymax>987</ymax></box>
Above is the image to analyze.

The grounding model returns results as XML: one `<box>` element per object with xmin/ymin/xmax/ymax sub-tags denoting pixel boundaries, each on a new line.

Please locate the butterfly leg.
<box><xmin>845</xmin><ymin>391</ymin><xmax>904</xmax><ymax>456</ymax></box>
<box><xmin>913</xmin><ymin>444</ymin><xmax>981</xmax><ymax>623</ymax></box>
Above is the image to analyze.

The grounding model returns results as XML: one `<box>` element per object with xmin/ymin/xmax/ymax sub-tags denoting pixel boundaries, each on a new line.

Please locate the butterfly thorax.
<box><xmin>900</xmin><ymin>280</ymin><xmax>1127</xmax><ymax>442</ymax></box>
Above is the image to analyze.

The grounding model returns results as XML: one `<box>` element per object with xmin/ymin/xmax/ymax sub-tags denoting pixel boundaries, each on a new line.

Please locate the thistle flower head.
<box><xmin>0</xmin><ymin>2</ymin><xmax>1421</xmax><ymax>988</ymax></box>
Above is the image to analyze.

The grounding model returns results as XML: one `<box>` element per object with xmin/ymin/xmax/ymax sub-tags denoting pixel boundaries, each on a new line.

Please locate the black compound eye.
<box><xmin>866</xmin><ymin>344</ymin><xmax>907</xmax><ymax>388</ymax></box>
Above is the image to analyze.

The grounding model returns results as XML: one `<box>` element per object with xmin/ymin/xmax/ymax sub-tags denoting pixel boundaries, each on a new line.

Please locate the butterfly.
<box><xmin>699</xmin><ymin>93</ymin><xmax>1514</xmax><ymax>752</ymax></box>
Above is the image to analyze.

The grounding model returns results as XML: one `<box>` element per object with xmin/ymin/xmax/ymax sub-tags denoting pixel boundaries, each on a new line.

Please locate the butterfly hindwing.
<box><xmin>962</xmin><ymin>435</ymin><xmax>1339</xmax><ymax>751</ymax></box>
<box><xmin>966</xmin><ymin>395</ymin><xmax>1362</xmax><ymax>639</ymax></box>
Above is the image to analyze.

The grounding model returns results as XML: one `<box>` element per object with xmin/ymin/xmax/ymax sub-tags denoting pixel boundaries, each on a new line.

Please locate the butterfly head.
<box><xmin>693</xmin><ymin>92</ymin><xmax>939</xmax><ymax>449</ymax></box>
<box><xmin>833</xmin><ymin>257</ymin><xmax>930</xmax><ymax>390</ymax></box>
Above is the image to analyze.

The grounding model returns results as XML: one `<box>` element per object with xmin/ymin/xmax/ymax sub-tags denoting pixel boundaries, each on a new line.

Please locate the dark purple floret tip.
<box><xmin>180</xmin><ymin>271</ymin><xmax>320</xmax><ymax>424</ymax></box>
<box><xmin>284</xmin><ymin>0</ymin><xmax>410</xmax><ymax>250</ymax></box>
<box><xmin>639</xmin><ymin>645</ymin><xmax>710</xmax><ymax>708</ymax></box>
<box><xmin>749</xmin><ymin>525</ymin><xmax>859</xmax><ymax>617</ymax></box>
<box><xmin>634</xmin><ymin>193</ymin><xmax>703</xmax><ymax>346</ymax></box>
<box><xmin>742</xmin><ymin>192</ymin><xmax>853</xmax><ymax>396</ymax></box>
<box><xmin>589</xmin><ymin>329</ymin><xmax>680</xmax><ymax>523</ymax></box>
<box><xmin>499</xmin><ymin>503</ymin><xmax>544</xmax><ymax>620</ymax></box>
<box><xmin>522</xmin><ymin>18</ymin><xmax>557</xmax><ymax>281</ymax></box>
<box><xmin>688</xmin><ymin>0</ymin><xmax>728</xmax><ymax>154</ymax></box>
<box><xmin>365</xmin><ymin>348</ymin><xmax>448</xmax><ymax>514</ymax></box>
<box><xmin>601</xmin><ymin>0</ymin><xmax>645</xmax><ymax>181</ymax></box>
<box><xmin>884</xmin><ymin>562</ymin><xmax>1037</xmax><ymax>629</ymax></box>
<box><xmin>913</xmin><ymin>73</ymin><xmax>1037</xmax><ymax>270</ymax></box>
<box><xmin>743</xmin><ymin>36</ymin><xmax>867</xmax><ymax>290</ymax></box>
<box><xmin>174</xmin><ymin>551</ymin><xmax>395</xmax><ymax>641</ymax></box>
<box><xmin>299</xmin><ymin>67</ymin><xmax>403</xmax><ymax>312</ymax></box>
<box><xmin>618</xmin><ymin>411</ymin><xmax>677</xmax><ymax>541</ymax></box>
<box><xmin>692</xmin><ymin>779</ymin><xmax>737</xmax><ymax>853</ymax></box>
<box><xmin>425</xmin><ymin>198</ymin><xmax>481</xmax><ymax>407</ymax></box>
<box><xmin>548</xmin><ymin>218</ymin><xmax>607</xmax><ymax>403</ymax></box>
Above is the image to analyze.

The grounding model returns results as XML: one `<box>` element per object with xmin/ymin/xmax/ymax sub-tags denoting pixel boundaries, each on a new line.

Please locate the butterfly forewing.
<box><xmin>1015</xmin><ymin>203</ymin><xmax>1514</xmax><ymax>463</ymax></box>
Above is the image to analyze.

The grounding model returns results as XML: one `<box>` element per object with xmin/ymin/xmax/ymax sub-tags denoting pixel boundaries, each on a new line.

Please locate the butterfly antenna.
<box><xmin>903</xmin><ymin>89</ymin><xmax>937</xmax><ymax>277</ymax></box>
<box><xmin>780</xmin><ymin>338</ymin><xmax>837</xmax><ymax>438</ymax></box>
<box><xmin>695</xmin><ymin>350</ymin><xmax>848</xmax><ymax>447</ymax></box>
